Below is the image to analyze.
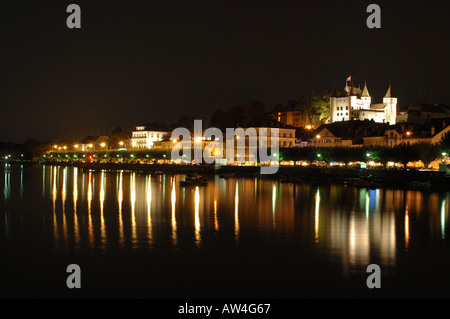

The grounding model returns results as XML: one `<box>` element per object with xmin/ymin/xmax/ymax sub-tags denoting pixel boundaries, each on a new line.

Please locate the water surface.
<box><xmin>0</xmin><ymin>164</ymin><xmax>449</xmax><ymax>298</ymax></box>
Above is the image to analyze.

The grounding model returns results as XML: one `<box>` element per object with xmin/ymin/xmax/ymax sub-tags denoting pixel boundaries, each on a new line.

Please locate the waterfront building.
<box><xmin>131</xmin><ymin>124</ymin><xmax>170</xmax><ymax>149</ymax></box>
<box><xmin>309</xmin><ymin>126</ymin><xmax>353</xmax><ymax>147</ymax></box>
<box><xmin>158</xmin><ymin>126</ymin><xmax>296</xmax><ymax>164</ymax></box>
<box><xmin>309</xmin><ymin>117</ymin><xmax>450</xmax><ymax>148</ymax></box>
<box><xmin>363</xmin><ymin>121</ymin><xmax>450</xmax><ymax>147</ymax></box>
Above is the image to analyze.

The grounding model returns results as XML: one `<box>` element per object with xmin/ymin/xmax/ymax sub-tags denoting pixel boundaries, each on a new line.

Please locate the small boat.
<box><xmin>180</xmin><ymin>173</ymin><xmax>208</xmax><ymax>187</ymax></box>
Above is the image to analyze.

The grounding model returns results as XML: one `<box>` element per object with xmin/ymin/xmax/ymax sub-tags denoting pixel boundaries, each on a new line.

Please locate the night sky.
<box><xmin>1</xmin><ymin>0</ymin><xmax>449</xmax><ymax>142</ymax></box>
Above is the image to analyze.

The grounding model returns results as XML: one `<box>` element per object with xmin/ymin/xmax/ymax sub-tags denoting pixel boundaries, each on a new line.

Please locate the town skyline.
<box><xmin>2</xmin><ymin>1</ymin><xmax>450</xmax><ymax>142</ymax></box>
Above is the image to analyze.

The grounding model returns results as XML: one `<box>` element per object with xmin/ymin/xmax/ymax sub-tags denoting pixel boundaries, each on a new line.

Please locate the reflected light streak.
<box><xmin>405</xmin><ymin>207</ymin><xmax>410</xmax><ymax>251</ymax></box>
<box><xmin>314</xmin><ymin>187</ymin><xmax>320</xmax><ymax>243</ymax></box>
<box><xmin>442</xmin><ymin>199</ymin><xmax>447</xmax><ymax>240</ymax></box>
<box><xmin>195</xmin><ymin>186</ymin><xmax>201</xmax><ymax>247</ymax></box>
<box><xmin>365</xmin><ymin>191</ymin><xmax>370</xmax><ymax>222</ymax></box>
<box><xmin>87</xmin><ymin>172</ymin><xmax>93</xmax><ymax>246</ymax></box>
<box><xmin>171</xmin><ymin>179</ymin><xmax>177</xmax><ymax>246</ymax></box>
<box><xmin>118</xmin><ymin>171</ymin><xmax>124</xmax><ymax>247</ymax></box>
<box><xmin>3</xmin><ymin>164</ymin><xmax>10</xmax><ymax>200</ymax></box>
<box><xmin>235</xmin><ymin>182</ymin><xmax>239</xmax><ymax>242</ymax></box>
<box><xmin>62</xmin><ymin>167</ymin><xmax>67</xmax><ymax>242</ymax></box>
<box><xmin>52</xmin><ymin>166</ymin><xmax>58</xmax><ymax>243</ymax></box>
<box><xmin>272</xmin><ymin>184</ymin><xmax>276</xmax><ymax>228</ymax></box>
<box><xmin>147</xmin><ymin>176</ymin><xmax>152</xmax><ymax>246</ymax></box>
<box><xmin>100</xmin><ymin>171</ymin><xmax>106</xmax><ymax>246</ymax></box>
<box><xmin>349</xmin><ymin>214</ymin><xmax>356</xmax><ymax>262</ymax></box>
<box><xmin>73</xmin><ymin>167</ymin><xmax>79</xmax><ymax>246</ymax></box>
<box><xmin>130</xmin><ymin>173</ymin><xmax>137</xmax><ymax>248</ymax></box>
<box><xmin>214</xmin><ymin>200</ymin><xmax>218</xmax><ymax>231</ymax></box>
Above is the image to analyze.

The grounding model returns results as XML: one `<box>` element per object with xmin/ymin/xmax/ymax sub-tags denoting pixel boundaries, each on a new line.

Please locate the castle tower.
<box><xmin>361</xmin><ymin>81</ymin><xmax>371</xmax><ymax>109</ymax></box>
<box><xmin>383</xmin><ymin>82</ymin><xmax>397</xmax><ymax>125</ymax></box>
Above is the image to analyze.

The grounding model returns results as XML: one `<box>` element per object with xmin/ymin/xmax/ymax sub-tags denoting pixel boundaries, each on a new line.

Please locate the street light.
<box><xmin>119</xmin><ymin>141</ymin><xmax>124</xmax><ymax>146</ymax></box>
<box><xmin>100</xmin><ymin>142</ymin><xmax>106</xmax><ymax>148</ymax></box>
<box><xmin>74</xmin><ymin>144</ymin><xmax>79</xmax><ymax>149</ymax></box>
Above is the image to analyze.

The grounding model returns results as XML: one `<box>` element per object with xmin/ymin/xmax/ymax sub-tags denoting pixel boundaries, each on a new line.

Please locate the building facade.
<box><xmin>131</xmin><ymin>125</ymin><xmax>170</xmax><ymax>149</ymax></box>
<box><xmin>330</xmin><ymin>82</ymin><xmax>397</xmax><ymax>125</ymax></box>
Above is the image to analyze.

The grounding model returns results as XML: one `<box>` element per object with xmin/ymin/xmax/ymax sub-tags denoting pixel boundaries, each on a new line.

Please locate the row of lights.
<box><xmin>3</xmin><ymin>154</ymin><xmax>24</xmax><ymax>160</ymax></box>
<box><xmin>53</xmin><ymin>141</ymin><xmax>125</xmax><ymax>150</ymax></box>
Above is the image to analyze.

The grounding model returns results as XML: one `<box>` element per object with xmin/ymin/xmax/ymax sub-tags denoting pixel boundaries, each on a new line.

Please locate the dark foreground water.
<box><xmin>0</xmin><ymin>163</ymin><xmax>449</xmax><ymax>299</ymax></box>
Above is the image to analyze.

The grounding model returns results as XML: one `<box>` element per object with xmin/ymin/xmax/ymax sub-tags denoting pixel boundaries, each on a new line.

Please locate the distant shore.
<box><xmin>3</xmin><ymin>159</ymin><xmax>450</xmax><ymax>190</ymax></box>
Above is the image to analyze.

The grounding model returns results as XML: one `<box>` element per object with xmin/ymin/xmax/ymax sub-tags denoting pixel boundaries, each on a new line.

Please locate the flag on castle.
<box><xmin>346</xmin><ymin>75</ymin><xmax>351</xmax><ymax>82</ymax></box>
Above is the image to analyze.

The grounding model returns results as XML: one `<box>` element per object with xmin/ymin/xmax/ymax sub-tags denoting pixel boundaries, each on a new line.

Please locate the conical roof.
<box><xmin>362</xmin><ymin>81</ymin><xmax>370</xmax><ymax>97</ymax></box>
<box><xmin>384</xmin><ymin>82</ymin><xmax>393</xmax><ymax>98</ymax></box>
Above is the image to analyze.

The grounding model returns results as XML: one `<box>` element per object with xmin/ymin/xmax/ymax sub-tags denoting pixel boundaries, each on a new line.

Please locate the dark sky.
<box><xmin>1</xmin><ymin>0</ymin><xmax>449</xmax><ymax>142</ymax></box>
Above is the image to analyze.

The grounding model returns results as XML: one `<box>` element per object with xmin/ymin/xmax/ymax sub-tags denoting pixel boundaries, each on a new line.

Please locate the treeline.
<box><xmin>0</xmin><ymin>140</ymin><xmax>50</xmax><ymax>160</ymax></box>
<box><xmin>280</xmin><ymin>142</ymin><xmax>446</xmax><ymax>167</ymax></box>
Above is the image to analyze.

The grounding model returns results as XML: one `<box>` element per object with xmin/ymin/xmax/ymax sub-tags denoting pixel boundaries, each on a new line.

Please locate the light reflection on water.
<box><xmin>1</xmin><ymin>164</ymin><xmax>450</xmax><ymax>275</ymax></box>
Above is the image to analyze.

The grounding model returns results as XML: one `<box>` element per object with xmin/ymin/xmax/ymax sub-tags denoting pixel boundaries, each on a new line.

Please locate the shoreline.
<box><xmin>3</xmin><ymin>160</ymin><xmax>450</xmax><ymax>190</ymax></box>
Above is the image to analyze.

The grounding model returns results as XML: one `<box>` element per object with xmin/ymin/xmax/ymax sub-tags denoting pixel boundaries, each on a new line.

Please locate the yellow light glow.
<box><xmin>171</xmin><ymin>180</ymin><xmax>177</xmax><ymax>246</ymax></box>
<box><xmin>63</xmin><ymin>146</ymin><xmax>67</xmax><ymax>150</ymax></box>
<box><xmin>88</xmin><ymin>144</ymin><xmax>93</xmax><ymax>148</ymax></box>
<box><xmin>316</xmin><ymin>135</ymin><xmax>321</xmax><ymax>139</ymax></box>
<box><xmin>53</xmin><ymin>145</ymin><xmax>57</xmax><ymax>149</ymax></box>
<box><xmin>405</xmin><ymin>208</ymin><xmax>409</xmax><ymax>250</ymax></box>
<box><xmin>406</xmin><ymin>131</ymin><xmax>412</xmax><ymax>136</ymax></box>
<box><xmin>74</xmin><ymin>144</ymin><xmax>79</xmax><ymax>149</ymax></box>
<box><xmin>132</xmin><ymin>141</ymin><xmax>137</xmax><ymax>147</ymax></box>
<box><xmin>195</xmin><ymin>186</ymin><xmax>200</xmax><ymax>246</ymax></box>
<box><xmin>119</xmin><ymin>141</ymin><xmax>124</xmax><ymax>146</ymax></box>
<box><xmin>172</xmin><ymin>139</ymin><xmax>177</xmax><ymax>143</ymax></box>
<box><xmin>195</xmin><ymin>137</ymin><xmax>202</xmax><ymax>143</ymax></box>
<box><xmin>306</xmin><ymin>125</ymin><xmax>312</xmax><ymax>130</ymax></box>
<box><xmin>100</xmin><ymin>142</ymin><xmax>106</xmax><ymax>147</ymax></box>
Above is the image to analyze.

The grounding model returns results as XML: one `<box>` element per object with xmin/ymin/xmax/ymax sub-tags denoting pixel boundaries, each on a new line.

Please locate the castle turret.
<box><xmin>383</xmin><ymin>82</ymin><xmax>397</xmax><ymax>125</ymax></box>
<box><xmin>361</xmin><ymin>81</ymin><xmax>371</xmax><ymax>109</ymax></box>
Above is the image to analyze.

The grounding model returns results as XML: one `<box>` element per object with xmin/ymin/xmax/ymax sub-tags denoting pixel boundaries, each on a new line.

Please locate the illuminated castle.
<box><xmin>329</xmin><ymin>82</ymin><xmax>397</xmax><ymax>125</ymax></box>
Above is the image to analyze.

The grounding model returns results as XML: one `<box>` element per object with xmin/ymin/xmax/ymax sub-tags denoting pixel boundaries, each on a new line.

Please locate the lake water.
<box><xmin>0</xmin><ymin>163</ymin><xmax>449</xmax><ymax>298</ymax></box>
